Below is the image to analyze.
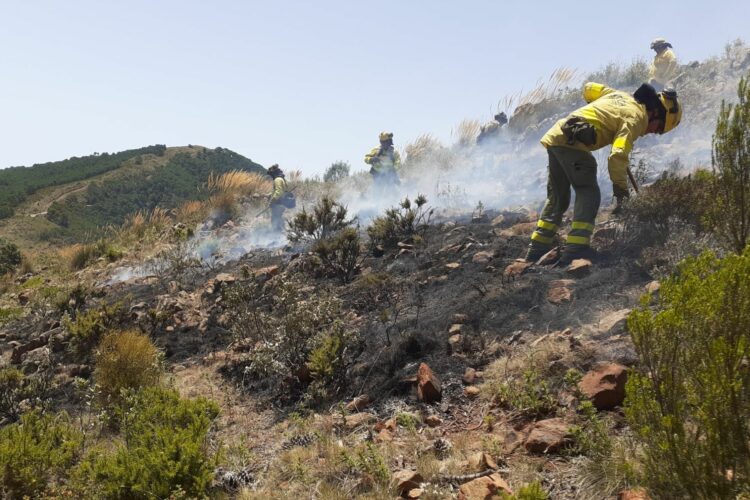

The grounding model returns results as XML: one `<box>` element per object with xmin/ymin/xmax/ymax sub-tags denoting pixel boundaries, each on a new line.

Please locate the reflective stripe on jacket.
<box><xmin>364</xmin><ymin>146</ymin><xmax>401</xmax><ymax>173</ymax></box>
<box><xmin>270</xmin><ymin>177</ymin><xmax>287</xmax><ymax>202</ymax></box>
<box><xmin>649</xmin><ymin>48</ymin><xmax>678</xmax><ymax>84</ymax></box>
<box><xmin>540</xmin><ymin>82</ymin><xmax>648</xmax><ymax>192</ymax></box>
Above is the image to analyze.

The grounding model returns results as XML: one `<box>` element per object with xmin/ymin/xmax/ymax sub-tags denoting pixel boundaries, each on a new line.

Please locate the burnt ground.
<box><xmin>0</xmin><ymin>207</ymin><xmax>657</xmax><ymax>498</ymax></box>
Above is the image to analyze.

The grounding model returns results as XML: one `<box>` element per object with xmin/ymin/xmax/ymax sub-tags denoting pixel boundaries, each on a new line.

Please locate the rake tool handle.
<box><xmin>626</xmin><ymin>167</ymin><xmax>639</xmax><ymax>194</ymax></box>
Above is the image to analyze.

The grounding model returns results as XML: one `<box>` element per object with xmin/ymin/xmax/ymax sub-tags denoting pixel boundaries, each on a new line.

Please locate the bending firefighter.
<box><xmin>648</xmin><ymin>38</ymin><xmax>678</xmax><ymax>92</ymax></box>
<box><xmin>364</xmin><ymin>131</ymin><xmax>401</xmax><ymax>190</ymax></box>
<box><xmin>525</xmin><ymin>82</ymin><xmax>682</xmax><ymax>264</ymax></box>
<box><xmin>267</xmin><ymin>164</ymin><xmax>295</xmax><ymax>232</ymax></box>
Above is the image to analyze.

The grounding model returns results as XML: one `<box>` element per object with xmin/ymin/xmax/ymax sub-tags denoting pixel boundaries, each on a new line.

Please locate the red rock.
<box><xmin>424</xmin><ymin>414</ymin><xmax>442</xmax><ymax>427</ymax></box>
<box><xmin>375</xmin><ymin>428</ymin><xmax>393</xmax><ymax>443</ymax></box>
<box><xmin>463</xmin><ymin>367</ymin><xmax>477</xmax><ymax>385</ymax></box>
<box><xmin>645</xmin><ymin>280</ymin><xmax>660</xmax><ymax>294</ymax></box>
<box><xmin>472</xmin><ymin>251</ymin><xmax>493</xmax><ymax>264</ymax></box>
<box><xmin>345</xmin><ymin>394</ymin><xmax>372</xmax><ymax>412</ymax></box>
<box><xmin>503</xmin><ymin>260</ymin><xmax>531</xmax><ymax>278</ymax></box>
<box><xmin>417</xmin><ymin>363</ymin><xmax>442</xmax><ymax>402</ymax></box>
<box><xmin>448</xmin><ymin>334</ymin><xmax>463</xmax><ymax>352</ymax></box>
<box><xmin>566</xmin><ymin>258</ymin><xmax>592</xmax><ymax>277</ymax></box>
<box><xmin>464</xmin><ymin>386</ymin><xmax>481</xmax><ymax>398</ymax></box>
<box><xmin>524</xmin><ymin>418</ymin><xmax>572</xmax><ymax>454</ymax></box>
<box><xmin>406</xmin><ymin>488</ymin><xmax>423</xmax><ymax>499</ymax></box>
<box><xmin>547</xmin><ymin>284</ymin><xmax>572</xmax><ymax>304</ymax></box>
<box><xmin>344</xmin><ymin>412</ymin><xmax>376</xmax><ymax>429</ymax></box>
<box><xmin>392</xmin><ymin>470</ymin><xmax>423</xmax><ymax>494</ymax></box>
<box><xmin>458</xmin><ymin>473</ymin><xmax>512</xmax><ymax>499</ymax></box>
<box><xmin>578</xmin><ymin>362</ymin><xmax>628</xmax><ymax>410</ymax></box>
<box><xmin>469</xmin><ymin>452</ymin><xmax>498</xmax><ymax>470</ymax></box>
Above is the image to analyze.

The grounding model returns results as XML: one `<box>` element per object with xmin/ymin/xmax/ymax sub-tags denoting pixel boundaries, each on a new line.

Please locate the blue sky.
<box><xmin>1</xmin><ymin>0</ymin><xmax>748</xmax><ymax>175</ymax></box>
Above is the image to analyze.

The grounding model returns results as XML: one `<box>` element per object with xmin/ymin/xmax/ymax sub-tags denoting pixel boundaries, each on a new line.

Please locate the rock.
<box><xmin>547</xmin><ymin>280</ymin><xmax>573</xmax><ymax>304</ymax></box>
<box><xmin>406</xmin><ymin>488</ymin><xmax>423</xmax><ymax>499</ymax></box>
<box><xmin>598</xmin><ymin>309</ymin><xmax>631</xmax><ymax>337</ymax></box>
<box><xmin>464</xmin><ymin>386</ymin><xmax>481</xmax><ymax>398</ymax></box>
<box><xmin>463</xmin><ymin>367</ymin><xmax>477</xmax><ymax>385</ymax></box>
<box><xmin>503</xmin><ymin>260</ymin><xmax>531</xmax><ymax>278</ymax></box>
<box><xmin>424</xmin><ymin>415</ymin><xmax>442</xmax><ymax>427</ymax></box>
<box><xmin>452</xmin><ymin>313</ymin><xmax>469</xmax><ymax>324</ymax></box>
<box><xmin>11</xmin><ymin>334</ymin><xmax>50</xmax><ymax>365</ymax></box>
<box><xmin>21</xmin><ymin>346</ymin><xmax>50</xmax><ymax>375</ymax></box>
<box><xmin>618</xmin><ymin>488</ymin><xmax>650</xmax><ymax>500</ymax></box>
<box><xmin>448</xmin><ymin>323</ymin><xmax>464</xmax><ymax>334</ymax></box>
<box><xmin>344</xmin><ymin>412</ymin><xmax>376</xmax><ymax>429</ymax></box>
<box><xmin>345</xmin><ymin>394</ymin><xmax>372</xmax><ymax>412</ymax></box>
<box><xmin>472</xmin><ymin>251</ymin><xmax>493</xmax><ymax>264</ymax></box>
<box><xmin>255</xmin><ymin>265</ymin><xmax>279</xmax><ymax>281</ymax></box>
<box><xmin>645</xmin><ymin>280</ymin><xmax>661</xmax><ymax>294</ymax></box>
<box><xmin>392</xmin><ymin>470</ymin><xmax>423</xmax><ymax>495</ymax></box>
<box><xmin>578</xmin><ymin>363</ymin><xmax>628</xmax><ymax>410</ymax></box>
<box><xmin>375</xmin><ymin>428</ymin><xmax>393</xmax><ymax>443</ymax></box>
<box><xmin>566</xmin><ymin>258</ymin><xmax>592</xmax><ymax>277</ymax></box>
<box><xmin>524</xmin><ymin>418</ymin><xmax>572</xmax><ymax>454</ymax></box>
<box><xmin>448</xmin><ymin>334</ymin><xmax>463</xmax><ymax>353</ymax></box>
<box><xmin>469</xmin><ymin>452</ymin><xmax>499</xmax><ymax>471</ymax></box>
<box><xmin>18</xmin><ymin>290</ymin><xmax>32</xmax><ymax>306</ymax></box>
<box><xmin>458</xmin><ymin>473</ymin><xmax>512</xmax><ymax>499</ymax></box>
<box><xmin>417</xmin><ymin>363</ymin><xmax>442</xmax><ymax>403</ymax></box>
<box><xmin>445</xmin><ymin>262</ymin><xmax>461</xmax><ymax>270</ymax></box>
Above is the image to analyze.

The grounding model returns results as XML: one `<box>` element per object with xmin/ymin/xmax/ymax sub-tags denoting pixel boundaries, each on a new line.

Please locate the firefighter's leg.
<box><xmin>526</xmin><ymin>148</ymin><xmax>570</xmax><ymax>262</ymax></box>
<box><xmin>557</xmin><ymin>148</ymin><xmax>600</xmax><ymax>261</ymax></box>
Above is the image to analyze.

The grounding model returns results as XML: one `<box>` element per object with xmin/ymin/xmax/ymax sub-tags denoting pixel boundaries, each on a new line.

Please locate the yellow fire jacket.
<box><xmin>649</xmin><ymin>48</ymin><xmax>678</xmax><ymax>85</ymax></box>
<box><xmin>540</xmin><ymin>82</ymin><xmax>649</xmax><ymax>192</ymax></box>
<box><xmin>364</xmin><ymin>146</ymin><xmax>401</xmax><ymax>173</ymax></box>
<box><xmin>270</xmin><ymin>177</ymin><xmax>287</xmax><ymax>202</ymax></box>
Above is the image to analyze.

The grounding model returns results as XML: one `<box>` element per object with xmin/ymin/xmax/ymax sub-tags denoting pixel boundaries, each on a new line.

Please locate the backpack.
<box><xmin>561</xmin><ymin>116</ymin><xmax>597</xmax><ymax>146</ymax></box>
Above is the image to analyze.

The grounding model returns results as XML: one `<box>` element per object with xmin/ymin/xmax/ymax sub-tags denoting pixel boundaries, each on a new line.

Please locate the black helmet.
<box><xmin>267</xmin><ymin>164</ymin><xmax>282</xmax><ymax>177</ymax></box>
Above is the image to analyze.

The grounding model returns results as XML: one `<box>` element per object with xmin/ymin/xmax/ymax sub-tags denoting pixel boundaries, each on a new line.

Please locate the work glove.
<box><xmin>612</xmin><ymin>184</ymin><xmax>630</xmax><ymax>215</ymax></box>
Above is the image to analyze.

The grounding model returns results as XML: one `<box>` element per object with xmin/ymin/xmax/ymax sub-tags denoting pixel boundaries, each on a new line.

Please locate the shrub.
<box><xmin>323</xmin><ymin>161</ymin><xmax>351</xmax><ymax>183</ymax></box>
<box><xmin>626</xmin><ymin>248</ymin><xmax>750</xmax><ymax>498</ymax></box>
<box><xmin>503</xmin><ymin>481</ymin><xmax>549</xmax><ymax>500</ymax></box>
<box><xmin>64</xmin><ymin>301</ymin><xmax>125</xmax><ymax>359</ymax></box>
<box><xmin>72</xmin><ymin>387</ymin><xmax>219</xmax><ymax>499</ymax></box>
<box><xmin>711</xmin><ymin>74</ymin><xmax>750</xmax><ymax>253</ymax></box>
<box><xmin>339</xmin><ymin>442</ymin><xmax>390</xmax><ymax>486</ymax></box>
<box><xmin>366</xmin><ymin>195</ymin><xmax>433</xmax><ymax>249</ymax></box>
<box><xmin>312</xmin><ymin>227</ymin><xmax>362</xmax><ymax>283</ymax></box>
<box><xmin>0</xmin><ymin>238</ymin><xmax>21</xmax><ymax>275</ymax></box>
<box><xmin>489</xmin><ymin>367</ymin><xmax>558</xmax><ymax>419</ymax></box>
<box><xmin>94</xmin><ymin>330</ymin><xmax>162</xmax><ymax>403</ymax></box>
<box><xmin>287</xmin><ymin>196</ymin><xmax>354</xmax><ymax>244</ymax></box>
<box><xmin>0</xmin><ymin>411</ymin><xmax>83</xmax><ymax>498</ymax></box>
<box><xmin>306</xmin><ymin>321</ymin><xmax>356</xmax><ymax>385</ymax></box>
<box><xmin>0</xmin><ymin>368</ymin><xmax>43</xmax><ymax>422</ymax></box>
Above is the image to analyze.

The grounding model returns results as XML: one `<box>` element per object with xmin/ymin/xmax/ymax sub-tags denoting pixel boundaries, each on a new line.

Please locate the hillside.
<box><xmin>0</xmin><ymin>145</ymin><xmax>265</xmax><ymax>246</ymax></box>
<box><xmin>1</xmin><ymin>43</ymin><xmax>750</xmax><ymax>499</ymax></box>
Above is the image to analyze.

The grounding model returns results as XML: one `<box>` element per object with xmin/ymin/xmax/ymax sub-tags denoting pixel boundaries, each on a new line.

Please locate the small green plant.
<box><xmin>0</xmin><ymin>306</ymin><xmax>23</xmax><ymax>325</ymax></box>
<box><xmin>306</xmin><ymin>321</ymin><xmax>356</xmax><ymax>385</ymax></box>
<box><xmin>0</xmin><ymin>238</ymin><xmax>22</xmax><ymax>275</ymax></box>
<box><xmin>395</xmin><ymin>412</ymin><xmax>419</xmax><ymax>432</ymax></box>
<box><xmin>0</xmin><ymin>411</ymin><xmax>84</xmax><ymax>498</ymax></box>
<box><xmin>491</xmin><ymin>368</ymin><xmax>558</xmax><ymax>419</ymax></box>
<box><xmin>503</xmin><ymin>481</ymin><xmax>549</xmax><ymax>500</ymax></box>
<box><xmin>366</xmin><ymin>195</ymin><xmax>433</xmax><ymax>249</ymax></box>
<box><xmin>626</xmin><ymin>248</ymin><xmax>750</xmax><ymax>498</ymax></box>
<box><xmin>0</xmin><ymin>368</ymin><xmax>41</xmax><ymax>422</ymax></box>
<box><xmin>72</xmin><ymin>387</ymin><xmax>219</xmax><ymax>499</ymax></box>
<box><xmin>64</xmin><ymin>301</ymin><xmax>125</xmax><ymax>359</ymax></box>
<box><xmin>339</xmin><ymin>442</ymin><xmax>390</xmax><ymax>485</ymax></box>
<box><xmin>312</xmin><ymin>227</ymin><xmax>362</xmax><ymax>283</ymax></box>
<box><xmin>94</xmin><ymin>330</ymin><xmax>162</xmax><ymax>404</ymax></box>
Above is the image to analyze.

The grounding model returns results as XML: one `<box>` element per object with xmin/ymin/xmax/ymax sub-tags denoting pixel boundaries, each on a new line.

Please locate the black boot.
<box><xmin>524</xmin><ymin>245</ymin><xmax>550</xmax><ymax>263</ymax></box>
<box><xmin>559</xmin><ymin>246</ymin><xmax>597</xmax><ymax>266</ymax></box>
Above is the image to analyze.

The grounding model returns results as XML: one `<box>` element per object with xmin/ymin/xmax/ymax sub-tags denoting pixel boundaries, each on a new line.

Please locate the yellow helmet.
<box><xmin>379</xmin><ymin>131</ymin><xmax>394</xmax><ymax>142</ymax></box>
<box><xmin>658</xmin><ymin>88</ymin><xmax>682</xmax><ymax>134</ymax></box>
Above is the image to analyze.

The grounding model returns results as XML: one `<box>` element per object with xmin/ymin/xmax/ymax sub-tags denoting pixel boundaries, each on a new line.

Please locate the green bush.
<box><xmin>503</xmin><ymin>481</ymin><xmax>549</xmax><ymax>500</ymax></box>
<box><xmin>626</xmin><ymin>247</ymin><xmax>750</xmax><ymax>498</ymax></box>
<box><xmin>306</xmin><ymin>321</ymin><xmax>355</xmax><ymax>385</ymax></box>
<box><xmin>72</xmin><ymin>387</ymin><xmax>219</xmax><ymax>499</ymax></box>
<box><xmin>312</xmin><ymin>227</ymin><xmax>362</xmax><ymax>283</ymax></box>
<box><xmin>0</xmin><ymin>238</ymin><xmax>21</xmax><ymax>275</ymax></box>
<box><xmin>0</xmin><ymin>411</ymin><xmax>83</xmax><ymax>498</ymax></box>
<box><xmin>323</xmin><ymin>161</ymin><xmax>350</xmax><ymax>183</ymax></box>
<box><xmin>711</xmin><ymin>74</ymin><xmax>750</xmax><ymax>253</ymax></box>
<box><xmin>366</xmin><ymin>195</ymin><xmax>433</xmax><ymax>249</ymax></box>
<box><xmin>0</xmin><ymin>368</ymin><xmax>43</xmax><ymax>422</ymax></box>
<box><xmin>287</xmin><ymin>196</ymin><xmax>354</xmax><ymax>244</ymax></box>
<box><xmin>64</xmin><ymin>301</ymin><xmax>124</xmax><ymax>359</ymax></box>
<box><xmin>489</xmin><ymin>367</ymin><xmax>558</xmax><ymax>419</ymax></box>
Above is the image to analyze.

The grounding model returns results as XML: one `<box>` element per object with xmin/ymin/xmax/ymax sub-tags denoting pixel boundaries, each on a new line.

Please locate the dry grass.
<box><xmin>452</xmin><ymin>119</ymin><xmax>481</xmax><ymax>148</ymax></box>
<box><xmin>58</xmin><ymin>243</ymin><xmax>97</xmax><ymax>270</ymax></box>
<box><xmin>499</xmin><ymin>67</ymin><xmax>578</xmax><ymax>117</ymax></box>
<box><xmin>94</xmin><ymin>330</ymin><xmax>162</xmax><ymax>402</ymax></box>
<box><xmin>116</xmin><ymin>207</ymin><xmax>174</xmax><ymax>243</ymax></box>
<box><xmin>173</xmin><ymin>200</ymin><xmax>207</xmax><ymax>224</ymax></box>
<box><xmin>207</xmin><ymin>170</ymin><xmax>271</xmax><ymax>198</ymax></box>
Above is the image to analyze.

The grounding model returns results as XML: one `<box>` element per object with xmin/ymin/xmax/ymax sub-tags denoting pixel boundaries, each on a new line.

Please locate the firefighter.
<box><xmin>477</xmin><ymin>112</ymin><xmax>508</xmax><ymax>145</ymax></box>
<box><xmin>364</xmin><ymin>132</ymin><xmax>401</xmax><ymax>191</ymax></box>
<box><xmin>649</xmin><ymin>38</ymin><xmax>678</xmax><ymax>91</ymax></box>
<box><xmin>267</xmin><ymin>164</ymin><xmax>289</xmax><ymax>232</ymax></box>
<box><xmin>524</xmin><ymin>82</ymin><xmax>682</xmax><ymax>264</ymax></box>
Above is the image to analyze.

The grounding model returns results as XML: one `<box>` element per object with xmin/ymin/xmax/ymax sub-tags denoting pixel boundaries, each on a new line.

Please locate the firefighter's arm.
<box><xmin>583</xmin><ymin>82</ymin><xmax>615</xmax><ymax>103</ymax></box>
<box><xmin>393</xmin><ymin>151</ymin><xmax>402</xmax><ymax>170</ymax></box>
<box><xmin>364</xmin><ymin>147</ymin><xmax>380</xmax><ymax>165</ymax></box>
<box><xmin>608</xmin><ymin>124</ymin><xmax>637</xmax><ymax>195</ymax></box>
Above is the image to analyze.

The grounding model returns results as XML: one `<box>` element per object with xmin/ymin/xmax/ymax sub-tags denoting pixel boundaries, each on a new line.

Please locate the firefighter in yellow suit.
<box><xmin>267</xmin><ymin>164</ymin><xmax>288</xmax><ymax>232</ymax></box>
<box><xmin>649</xmin><ymin>38</ymin><xmax>678</xmax><ymax>91</ymax></box>
<box><xmin>364</xmin><ymin>132</ymin><xmax>401</xmax><ymax>192</ymax></box>
<box><xmin>524</xmin><ymin>82</ymin><xmax>682</xmax><ymax>264</ymax></box>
